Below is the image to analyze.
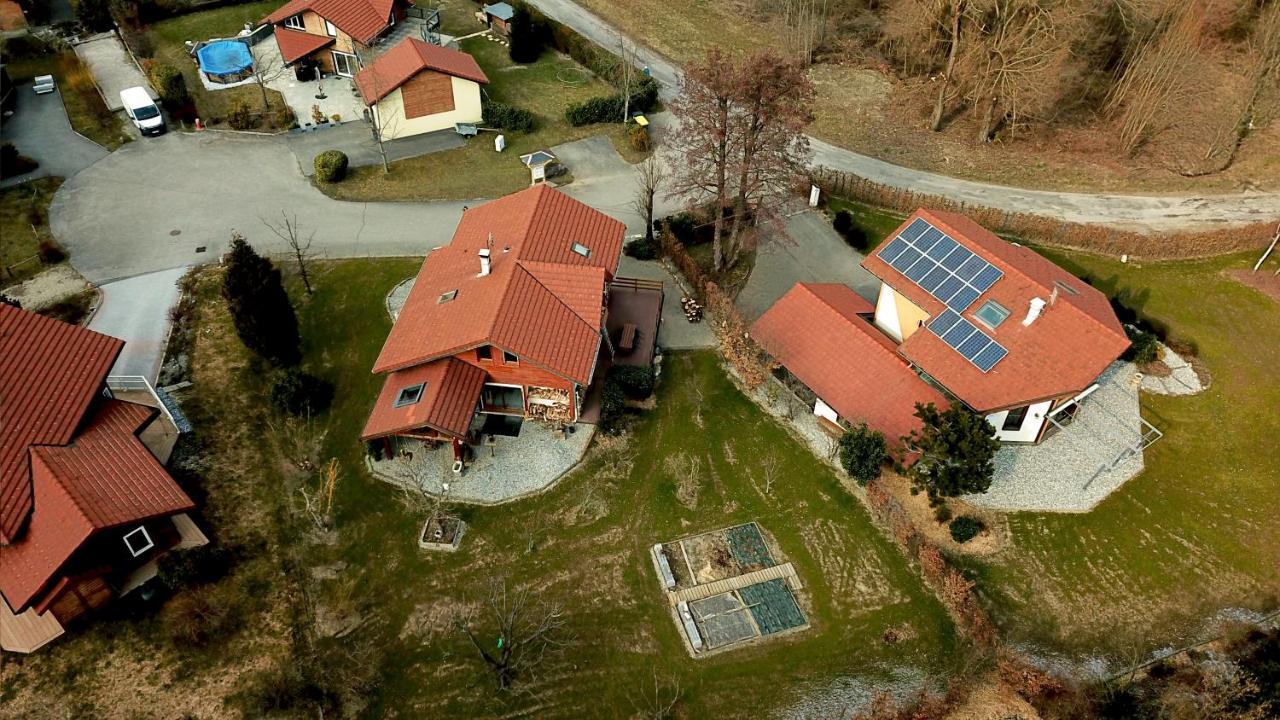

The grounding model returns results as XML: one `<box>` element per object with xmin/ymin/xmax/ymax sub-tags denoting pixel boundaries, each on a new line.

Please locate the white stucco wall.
<box><xmin>873</xmin><ymin>283</ymin><xmax>903</xmax><ymax>342</ymax></box>
<box><xmin>373</xmin><ymin>75</ymin><xmax>483</xmax><ymax>141</ymax></box>
<box><xmin>986</xmin><ymin>399</ymin><xmax>1053</xmax><ymax>443</ymax></box>
<box><xmin>814</xmin><ymin>398</ymin><xmax>840</xmax><ymax>424</ymax></box>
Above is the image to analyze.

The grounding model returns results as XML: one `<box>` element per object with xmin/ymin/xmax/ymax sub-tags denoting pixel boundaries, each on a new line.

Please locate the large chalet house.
<box><xmin>751</xmin><ymin>209</ymin><xmax>1130</xmax><ymax>457</ymax></box>
<box><xmin>362</xmin><ymin>185</ymin><xmax>662</xmax><ymax>457</ymax></box>
<box><xmin>262</xmin><ymin>0</ymin><xmax>410</xmax><ymax>77</ymax></box>
<box><xmin>0</xmin><ymin>305</ymin><xmax>206</xmax><ymax>654</ymax></box>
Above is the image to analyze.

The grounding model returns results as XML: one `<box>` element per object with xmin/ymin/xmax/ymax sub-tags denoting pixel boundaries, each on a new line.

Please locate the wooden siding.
<box><xmin>401</xmin><ymin>70</ymin><xmax>455</xmax><ymax>119</ymax></box>
<box><xmin>461</xmin><ymin>348</ymin><xmax>580</xmax><ymax>418</ymax></box>
<box><xmin>298</xmin><ymin>9</ymin><xmax>361</xmax><ymax>71</ymax></box>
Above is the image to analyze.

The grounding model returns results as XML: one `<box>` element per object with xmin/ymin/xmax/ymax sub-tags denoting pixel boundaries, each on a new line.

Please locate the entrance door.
<box><xmin>331</xmin><ymin>51</ymin><xmax>357</xmax><ymax>77</ymax></box>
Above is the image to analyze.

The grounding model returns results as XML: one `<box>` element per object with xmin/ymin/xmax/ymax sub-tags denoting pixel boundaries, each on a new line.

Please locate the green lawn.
<box><xmin>324</xmin><ymin>37</ymin><xmax>643</xmax><ymax>201</ymax></box>
<box><xmin>1</xmin><ymin>177</ymin><xmax>63</xmax><ymax>285</ymax></box>
<box><xmin>144</xmin><ymin>1</ymin><xmax>290</xmax><ymax>130</ymax></box>
<box><xmin>0</xmin><ymin>258</ymin><xmax>959</xmax><ymax>717</ymax></box>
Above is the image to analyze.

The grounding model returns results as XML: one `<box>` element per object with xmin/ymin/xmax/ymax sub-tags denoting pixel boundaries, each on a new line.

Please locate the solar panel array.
<box><xmin>876</xmin><ymin>217</ymin><xmax>1003</xmax><ymax>312</ymax></box>
<box><xmin>927</xmin><ymin>310</ymin><xmax>1008</xmax><ymax>372</ymax></box>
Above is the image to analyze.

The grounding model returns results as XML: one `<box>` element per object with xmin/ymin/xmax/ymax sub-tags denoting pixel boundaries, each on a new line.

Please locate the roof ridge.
<box><xmin>509</xmin><ymin>260</ymin><xmax>599</xmax><ymax>338</ymax></box>
<box><xmin>797</xmin><ymin>284</ymin><xmax>902</xmax><ymax>363</ymax></box>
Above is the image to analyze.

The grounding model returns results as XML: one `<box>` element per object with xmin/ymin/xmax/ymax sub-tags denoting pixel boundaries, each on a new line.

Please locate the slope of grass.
<box><xmin>0</xmin><ymin>177</ymin><xmax>63</xmax><ymax>285</ymax></box>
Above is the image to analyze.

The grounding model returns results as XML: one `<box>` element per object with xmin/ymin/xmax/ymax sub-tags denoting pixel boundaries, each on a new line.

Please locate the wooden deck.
<box><xmin>669</xmin><ymin>562</ymin><xmax>801</xmax><ymax>605</ymax></box>
<box><xmin>607</xmin><ymin>277</ymin><xmax>663</xmax><ymax>367</ymax></box>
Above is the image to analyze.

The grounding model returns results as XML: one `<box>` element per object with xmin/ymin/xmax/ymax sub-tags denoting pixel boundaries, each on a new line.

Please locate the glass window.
<box><xmin>284</xmin><ymin>14</ymin><xmax>304</xmax><ymax>29</ymax></box>
<box><xmin>438</xmin><ymin>289</ymin><xmax>458</xmax><ymax>304</ymax></box>
<box><xmin>395</xmin><ymin>383</ymin><xmax>425</xmax><ymax>407</ymax></box>
<box><xmin>123</xmin><ymin>526</ymin><xmax>154</xmax><ymax>557</ymax></box>
<box><xmin>476</xmin><ymin>345</ymin><xmax>492</xmax><ymax>362</ymax></box>
<box><xmin>503</xmin><ymin>350</ymin><xmax>518</xmax><ymax>364</ymax></box>
<box><xmin>571</xmin><ymin>242</ymin><xmax>590</xmax><ymax>258</ymax></box>
<box><xmin>974</xmin><ymin>300</ymin><xmax>1010</xmax><ymax>329</ymax></box>
<box><xmin>1001</xmin><ymin>406</ymin><xmax>1029</xmax><ymax>431</ymax></box>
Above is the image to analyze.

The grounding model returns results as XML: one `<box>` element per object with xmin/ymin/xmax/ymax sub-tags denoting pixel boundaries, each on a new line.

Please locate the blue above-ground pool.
<box><xmin>197</xmin><ymin>40</ymin><xmax>254</xmax><ymax>84</ymax></box>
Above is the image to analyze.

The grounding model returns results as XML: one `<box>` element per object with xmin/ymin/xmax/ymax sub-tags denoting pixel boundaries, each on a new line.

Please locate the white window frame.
<box><xmin>331</xmin><ymin>51</ymin><xmax>357</xmax><ymax>77</ymax></box>
<box><xmin>480</xmin><ymin>382</ymin><xmax>525</xmax><ymax>414</ymax></box>
<box><xmin>325</xmin><ymin>19</ymin><xmax>338</xmax><ymax>37</ymax></box>
<box><xmin>123</xmin><ymin>526</ymin><xmax>154</xmax><ymax>557</ymax></box>
<box><xmin>284</xmin><ymin>13</ymin><xmax>304</xmax><ymax>30</ymax></box>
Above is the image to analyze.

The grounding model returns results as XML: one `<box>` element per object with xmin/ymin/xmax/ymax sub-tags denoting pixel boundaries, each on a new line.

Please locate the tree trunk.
<box><xmin>711</xmin><ymin>101</ymin><xmax>731</xmax><ymax>272</ymax></box>
<box><xmin>931</xmin><ymin>0</ymin><xmax>964</xmax><ymax>132</ymax></box>
<box><xmin>643</xmin><ymin>191</ymin><xmax>655</xmax><ymax>241</ymax></box>
<box><xmin>295</xmin><ymin>250</ymin><xmax>312</xmax><ymax>294</ymax></box>
<box><xmin>978</xmin><ymin>92</ymin><xmax>999</xmax><ymax>143</ymax></box>
<box><xmin>258</xmin><ymin>78</ymin><xmax>270</xmax><ymax>112</ymax></box>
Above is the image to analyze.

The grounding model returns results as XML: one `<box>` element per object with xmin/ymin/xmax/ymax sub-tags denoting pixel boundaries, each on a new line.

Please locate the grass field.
<box><xmin>323</xmin><ymin>36</ymin><xmax>641</xmax><ymax>201</ymax></box>
<box><xmin>0</xmin><ymin>177</ymin><xmax>63</xmax><ymax>285</ymax></box>
<box><xmin>0</xmin><ymin>258</ymin><xmax>959</xmax><ymax>718</ymax></box>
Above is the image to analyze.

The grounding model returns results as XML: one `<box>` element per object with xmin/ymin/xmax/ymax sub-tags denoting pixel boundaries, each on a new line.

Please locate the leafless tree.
<box><xmin>666</xmin><ymin>48</ymin><xmax>740</xmax><ymax>271</ymax></box>
<box><xmin>454</xmin><ymin>579</ymin><xmax>571</xmax><ymax>692</ymax></box>
<box><xmin>783</xmin><ymin>0</ymin><xmax>831</xmax><ymax>67</ymax></box>
<box><xmin>631</xmin><ymin>669</ymin><xmax>683</xmax><ymax>720</ymax></box>
<box><xmin>249</xmin><ymin>42</ymin><xmax>289</xmax><ymax>112</ymax></box>
<box><xmin>262</xmin><ymin>211</ymin><xmax>315</xmax><ymax>294</ymax></box>
<box><xmin>632</xmin><ymin>155</ymin><xmax>667</xmax><ymax>242</ymax></box>
<box><xmin>355</xmin><ymin>49</ymin><xmax>401</xmax><ymax>173</ymax></box>
<box><xmin>618</xmin><ymin>29</ymin><xmax>637</xmax><ymax>122</ymax></box>
<box><xmin>932</xmin><ymin>0</ymin><xmax>967</xmax><ymax>131</ymax></box>
<box><xmin>298</xmin><ymin>458</ymin><xmax>339</xmax><ymax>531</ymax></box>
<box><xmin>759</xmin><ymin>452</ymin><xmax>782</xmax><ymax>494</ymax></box>
<box><xmin>1105</xmin><ymin>1</ymin><xmax>1206</xmax><ymax>155</ymax></box>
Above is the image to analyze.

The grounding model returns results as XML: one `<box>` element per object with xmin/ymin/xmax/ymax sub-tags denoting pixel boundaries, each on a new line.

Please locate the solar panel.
<box><xmin>927</xmin><ymin>310</ymin><xmax>1009</xmax><ymax>372</ymax></box>
<box><xmin>874</xmin><ymin>217</ymin><xmax>1005</xmax><ymax>313</ymax></box>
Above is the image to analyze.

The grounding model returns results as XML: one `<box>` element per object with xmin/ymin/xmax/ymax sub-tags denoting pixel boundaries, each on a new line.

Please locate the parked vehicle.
<box><xmin>32</xmin><ymin>75</ymin><xmax>55</xmax><ymax>94</ymax></box>
<box><xmin>119</xmin><ymin>86</ymin><xmax>165</xmax><ymax>136</ymax></box>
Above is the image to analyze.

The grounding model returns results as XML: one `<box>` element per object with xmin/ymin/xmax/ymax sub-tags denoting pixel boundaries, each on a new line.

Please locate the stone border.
<box><xmin>418</xmin><ymin>516</ymin><xmax>466</xmax><ymax>552</ymax></box>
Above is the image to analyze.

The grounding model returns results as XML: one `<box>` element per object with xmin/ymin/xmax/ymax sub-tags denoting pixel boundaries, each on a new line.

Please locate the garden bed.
<box><xmin>419</xmin><ymin>514</ymin><xmax>466</xmax><ymax>551</ymax></box>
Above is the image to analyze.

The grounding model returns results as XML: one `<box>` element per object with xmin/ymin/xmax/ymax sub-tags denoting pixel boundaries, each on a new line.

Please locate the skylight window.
<box><xmin>1054</xmin><ymin>280</ymin><xmax>1079</xmax><ymax>295</ymax></box>
<box><xmin>395</xmin><ymin>383</ymin><xmax>426</xmax><ymax>407</ymax></box>
<box><xmin>974</xmin><ymin>300</ymin><xmax>1010</xmax><ymax>329</ymax></box>
<box><xmin>438</xmin><ymin>289</ymin><xmax>458</xmax><ymax>304</ymax></box>
<box><xmin>571</xmin><ymin>242</ymin><xmax>591</xmax><ymax>258</ymax></box>
<box><xmin>123</xmin><ymin>526</ymin><xmax>154</xmax><ymax>557</ymax></box>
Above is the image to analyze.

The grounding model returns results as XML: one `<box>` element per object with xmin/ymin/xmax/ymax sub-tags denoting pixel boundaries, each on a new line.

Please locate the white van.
<box><xmin>119</xmin><ymin>86</ymin><xmax>165</xmax><ymax>136</ymax></box>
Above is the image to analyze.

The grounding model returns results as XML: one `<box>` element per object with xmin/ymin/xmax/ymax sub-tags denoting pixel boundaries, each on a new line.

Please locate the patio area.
<box><xmin>965</xmin><ymin>362</ymin><xmax>1152</xmax><ymax>513</ymax></box>
<box><xmin>367</xmin><ymin>418</ymin><xmax>594</xmax><ymax>504</ymax></box>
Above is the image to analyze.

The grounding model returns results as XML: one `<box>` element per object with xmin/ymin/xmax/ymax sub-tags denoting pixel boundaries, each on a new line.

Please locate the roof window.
<box><xmin>974</xmin><ymin>299</ymin><xmax>1010</xmax><ymax>329</ymax></box>
<box><xmin>571</xmin><ymin>242</ymin><xmax>591</xmax><ymax>258</ymax></box>
<box><xmin>123</xmin><ymin>526</ymin><xmax>154</xmax><ymax>557</ymax></box>
<box><xmin>395</xmin><ymin>383</ymin><xmax>426</xmax><ymax>407</ymax></box>
<box><xmin>438</xmin><ymin>289</ymin><xmax>458</xmax><ymax>304</ymax></box>
<box><xmin>1054</xmin><ymin>280</ymin><xmax>1079</xmax><ymax>295</ymax></box>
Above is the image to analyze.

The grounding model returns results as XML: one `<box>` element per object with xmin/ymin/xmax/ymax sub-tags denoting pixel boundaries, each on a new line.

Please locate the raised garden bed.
<box><xmin>419</xmin><ymin>514</ymin><xmax>466</xmax><ymax>551</ymax></box>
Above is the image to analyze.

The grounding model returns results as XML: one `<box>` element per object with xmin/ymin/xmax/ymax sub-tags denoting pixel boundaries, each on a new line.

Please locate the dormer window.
<box><xmin>438</xmin><ymin>289</ymin><xmax>458</xmax><ymax>304</ymax></box>
<box><xmin>974</xmin><ymin>300</ymin><xmax>1010</xmax><ymax>329</ymax></box>
<box><xmin>571</xmin><ymin>242</ymin><xmax>590</xmax><ymax>258</ymax></box>
<box><xmin>476</xmin><ymin>345</ymin><xmax>493</xmax><ymax>362</ymax></box>
<box><xmin>503</xmin><ymin>350</ymin><xmax>518</xmax><ymax>364</ymax></box>
<box><xmin>395</xmin><ymin>383</ymin><xmax>425</xmax><ymax>407</ymax></box>
<box><xmin>123</xmin><ymin>526</ymin><xmax>154</xmax><ymax>557</ymax></box>
<box><xmin>284</xmin><ymin>13</ymin><xmax>304</xmax><ymax>30</ymax></box>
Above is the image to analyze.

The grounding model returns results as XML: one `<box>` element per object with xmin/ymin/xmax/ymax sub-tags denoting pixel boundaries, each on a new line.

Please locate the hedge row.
<box><xmin>564</xmin><ymin>77</ymin><xmax>659</xmax><ymax>126</ymax></box>
<box><xmin>523</xmin><ymin>2</ymin><xmax>648</xmax><ymax>89</ymax></box>
<box><xmin>811</xmin><ymin>167</ymin><xmax>1277</xmax><ymax>260</ymax></box>
<box><xmin>482</xmin><ymin>100</ymin><xmax>535</xmax><ymax>133</ymax></box>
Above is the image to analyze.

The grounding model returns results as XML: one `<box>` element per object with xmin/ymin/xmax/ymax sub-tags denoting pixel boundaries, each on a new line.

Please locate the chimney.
<box><xmin>1022</xmin><ymin>297</ymin><xmax>1047</xmax><ymax>326</ymax></box>
<box><xmin>478</xmin><ymin>247</ymin><xmax>491</xmax><ymax>276</ymax></box>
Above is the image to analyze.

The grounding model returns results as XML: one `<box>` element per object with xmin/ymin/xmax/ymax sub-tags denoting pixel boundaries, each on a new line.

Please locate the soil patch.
<box><xmin>2</xmin><ymin>264</ymin><xmax>91</xmax><ymax>311</ymax></box>
<box><xmin>1226</xmin><ymin>268</ymin><xmax>1280</xmax><ymax>303</ymax></box>
<box><xmin>880</xmin><ymin>471</ymin><xmax>1006</xmax><ymax>557</ymax></box>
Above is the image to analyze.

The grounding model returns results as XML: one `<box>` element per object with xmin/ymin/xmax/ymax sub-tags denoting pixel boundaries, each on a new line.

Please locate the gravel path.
<box><xmin>1141</xmin><ymin>345</ymin><xmax>1205</xmax><ymax>396</ymax></box>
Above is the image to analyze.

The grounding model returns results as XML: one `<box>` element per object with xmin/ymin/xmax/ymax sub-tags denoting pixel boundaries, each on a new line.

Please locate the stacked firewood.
<box><xmin>682</xmin><ymin>296</ymin><xmax>704</xmax><ymax>323</ymax></box>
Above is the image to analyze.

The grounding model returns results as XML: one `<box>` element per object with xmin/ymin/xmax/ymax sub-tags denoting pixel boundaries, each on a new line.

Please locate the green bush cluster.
<box><xmin>624</xmin><ymin>236</ymin><xmax>660</xmax><ymax>261</ymax></box>
<box><xmin>949</xmin><ymin>516</ymin><xmax>984</xmax><ymax>544</ymax></box>
<box><xmin>1122</xmin><ymin>325</ymin><xmax>1162</xmax><ymax>365</ymax></box>
<box><xmin>564</xmin><ymin>78</ymin><xmax>659</xmax><ymax>126</ymax></box>
<box><xmin>611</xmin><ymin>364</ymin><xmax>655</xmax><ymax>400</ymax></box>
<box><xmin>221</xmin><ymin>235</ymin><xmax>301</xmax><ymax>366</ymax></box>
<box><xmin>598</xmin><ymin>376</ymin><xmax>627</xmax><ymax>434</ymax></box>
<box><xmin>664</xmin><ymin>212</ymin><xmax>697</xmax><ymax>245</ymax></box>
<box><xmin>838</xmin><ymin>424</ymin><xmax>888</xmax><ymax>485</ymax></box>
<box><xmin>270</xmin><ymin>368</ymin><xmax>334</xmax><ymax>416</ymax></box>
<box><xmin>507</xmin><ymin>3</ymin><xmax>548</xmax><ymax>64</ymax></box>
<box><xmin>147</xmin><ymin>62</ymin><xmax>189</xmax><ymax>109</ymax></box>
<box><xmin>313</xmin><ymin>150</ymin><xmax>348</xmax><ymax>183</ymax></box>
<box><xmin>482</xmin><ymin>101</ymin><xmax>535</xmax><ymax>133</ymax></box>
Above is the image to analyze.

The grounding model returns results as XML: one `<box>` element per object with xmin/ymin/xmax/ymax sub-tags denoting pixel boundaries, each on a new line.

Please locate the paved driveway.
<box><xmin>0</xmin><ymin>85</ymin><xmax>107</xmax><ymax>188</ymax></box>
<box><xmin>74</xmin><ymin>32</ymin><xmax>156</xmax><ymax>110</ymax></box>
<box><xmin>90</xmin><ymin>267</ymin><xmax>188</xmax><ymax>378</ymax></box>
<box><xmin>51</xmin><ymin>130</ymin><xmax>472</xmax><ymax>284</ymax></box>
<box><xmin>736</xmin><ymin>210</ymin><xmax>881</xmax><ymax>323</ymax></box>
<box><xmin>283</xmin><ymin>123</ymin><xmax>465</xmax><ymax>176</ymax></box>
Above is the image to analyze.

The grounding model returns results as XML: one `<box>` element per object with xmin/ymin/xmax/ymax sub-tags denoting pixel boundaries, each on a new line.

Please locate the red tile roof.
<box><xmin>861</xmin><ymin>209</ymin><xmax>1130</xmax><ymax>412</ymax></box>
<box><xmin>362</xmin><ymin>358</ymin><xmax>487</xmax><ymax>440</ymax></box>
<box><xmin>272</xmin><ymin>26</ymin><xmax>335</xmax><ymax>64</ymax></box>
<box><xmin>0</xmin><ymin>304</ymin><xmax>122</xmax><ymax>543</ymax></box>
<box><xmin>356</xmin><ymin>37</ymin><xmax>488</xmax><ymax>104</ymax></box>
<box><xmin>0</xmin><ymin>400</ymin><xmax>194</xmax><ymax>612</ymax></box>
<box><xmin>264</xmin><ymin>0</ymin><xmax>396</xmax><ymax>44</ymax></box>
<box><xmin>372</xmin><ymin>185</ymin><xmax>623</xmax><ymax>386</ymax></box>
<box><xmin>750</xmin><ymin>284</ymin><xmax>947</xmax><ymax>457</ymax></box>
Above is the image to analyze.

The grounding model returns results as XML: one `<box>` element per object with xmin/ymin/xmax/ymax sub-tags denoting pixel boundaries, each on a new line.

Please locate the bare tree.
<box><xmin>783</xmin><ymin>0</ymin><xmax>831</xmax><ymax>67</ymax></box>
<box><xmin>618</xmin><ymin>29</ymin><xmax>637</xmax><ymax>122</ymax></box>
<box><xmin>355</xmin><ymin>49</ymin><xmax>401</xmax><ymax>173</ymax></box>
<box><xmin>262</xmin><ymin>210</ymin><xmax>315</xmax><ymax>294</ymax></box>
<box><xmin>932</xmin><ymin>0</ymin><xmax>967</xmax><ymax>131</ymax></box>
<box><xmin>454</xmin><ymin>579</ymin><xmax>570</xmax><ymax>692</ymax></box>
<box><xmin>758</xmin><ymin>452</ymin><xmax>782</xmax><ymax>494</ymax></box>
<box><xmin>631</xmin><ymin>669</ymin><xmax>682</xmax><ymax>720</ymax></box>
<box><xmin>724</xmin><ymin>51</ymin><xmax>814</xmax><ymax>269</ymax></box>
<box><xmin>667</xmin><ymin>48</ymin><xmax>740</xmax><ymax>271</ymax></box>
<box><xmin>298</xmin><ymin>458</ymin><xmax>339</xmax><ymax>531</ymax></box>
<box><xmin>1105</xmin><ymin>1</ymin><xmax>1206</xmax><ymax>155</ymax></box>
<box><xmin>249</xmin><ymin>42</ymin><xmax>289</xmax><ymax>112</ymax></box>
<box><xmin>632</xmin><ymin>155</ymin><xmax>667</xmax><ymax>242</ymax></box>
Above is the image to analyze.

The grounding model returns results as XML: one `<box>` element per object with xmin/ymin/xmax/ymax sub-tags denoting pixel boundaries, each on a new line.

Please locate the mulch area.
<box><xmin>1226</xmin><ymin>268</ymin><xmax>1280</xmax><ymax>303</ymax></box>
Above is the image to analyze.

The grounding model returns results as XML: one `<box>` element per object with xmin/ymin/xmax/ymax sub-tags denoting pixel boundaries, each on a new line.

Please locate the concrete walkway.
<box><xmin>90</xmin><ymin>267</ymin><xmax>187</xmax><ymax>379</ymax></box>
<box><xmin>526</xmin><ymin>0</ymin><xmax>1280</xmax><ymax>231</ymax></box>
<box><xmin>73</xmin><ymin>31</ymin><xmax>156</xmax><ymax>110</ymax></box>
<box><xmin>0</xmin><ymin>84</ymin><xmax>107</xmax><ymax>188</ymax></box>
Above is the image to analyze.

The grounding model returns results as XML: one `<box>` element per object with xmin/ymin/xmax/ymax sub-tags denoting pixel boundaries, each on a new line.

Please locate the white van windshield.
<box><xmin>134</xmin><ymin>104</ymin><xmax>160</xmax><ymax>120</ymax></box>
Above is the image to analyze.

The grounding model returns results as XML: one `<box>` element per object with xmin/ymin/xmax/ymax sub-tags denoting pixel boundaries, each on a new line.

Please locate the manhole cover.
<box><xmin>195</xmin><ymin>246</ymin><xmax>207</xmax><ymax>253</ymax></box>
<box><xmin>169</xmin><ymin>229</ymin><xmax>181</xmax><ymax>236</ymax></box>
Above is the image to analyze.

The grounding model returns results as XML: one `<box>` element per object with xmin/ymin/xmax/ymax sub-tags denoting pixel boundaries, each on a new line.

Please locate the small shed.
<box><xmin>482</xmin><ymin>2</ymin><xmax>515</xmax><ymax>36</ymax></box>
<box><xmin>519</xmin><ymin>150</ymin><xmax>556</xmax><ymax>185</ymax></box>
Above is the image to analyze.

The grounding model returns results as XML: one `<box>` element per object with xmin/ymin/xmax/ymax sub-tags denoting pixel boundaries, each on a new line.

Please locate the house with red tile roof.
<box><xmin>362</xmin><ymin>185</ymin><xmax>663</xmax><ymax>460</ymax></box>
<box><xmin>356</xmin><ymin>37</ymin><xmax>487</xmax><ymax>140</ymax></box>
<box><xmin>0</xmin><ymin>305</ymin><xmax>207</xmax><ymax>654</ymax></box>
<box><xmin>262</xmin><ymin>0</ymin><xmax>409</xmax><ymax>77</ymax></box>
<box><xmin>751</xmin><ymin>209</ymin><xmax>1129</xmax><ymax>452</ymax></box>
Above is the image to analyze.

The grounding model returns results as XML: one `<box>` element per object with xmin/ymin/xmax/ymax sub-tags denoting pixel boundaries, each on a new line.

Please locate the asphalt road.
<box><xmin>0</xmin><ymin>85</ymin><xmax>108</xmax><ymax>189</ymax></box>
<box><xmin>89</xmin><ymin>267</ymin><xmax>188</xmax><ymax>378</ymax></box>
<box><xmin>526</xmin><ymin>0</ymin><xmax>1280</xmax><ymax>231</ymax></box>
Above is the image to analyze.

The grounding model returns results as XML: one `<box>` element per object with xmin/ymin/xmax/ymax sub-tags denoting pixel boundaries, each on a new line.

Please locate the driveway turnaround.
<box><xmin>526</xmin><ymin>0</ymin><xmax>1280</xmax><ymax>231</ymax></box>
<box><xmin>90</xmin><ymin>267</ymin><xmax>187</xmax><ymax>380</ymax></box>
<box><xmin>0</xmin><ymin>85</ymin><xmax>107</xmax><ymax>188</ymax></box>
<box><xmin>73</xmin><ymin>31</ymin><xmax>157</xmax><ymax>110</ymax></box>
<box><xmin>50</xmin><ymin>130</ymin><xmax>472</xmax><ymax>284</ymax></box>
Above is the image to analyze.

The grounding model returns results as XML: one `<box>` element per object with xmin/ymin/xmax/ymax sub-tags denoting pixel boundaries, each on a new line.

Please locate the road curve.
<box><xmin>527</xmin><ymin>0</ymin><xmax>1280</xmax><ymax>231</ymax></box>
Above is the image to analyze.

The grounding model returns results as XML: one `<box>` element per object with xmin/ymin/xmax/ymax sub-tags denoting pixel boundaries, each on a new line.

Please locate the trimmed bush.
<box><xmin>270</xmin><ymin>369</ymin><xmax>334</xmax><ymax>416</ymax></box>
<box><xmin>832</xmin><ymin>209</ymin><xmax>871</xmax><ymax>251</ymax></box>
<box><xmin>1122</xmin><ymin>326</ymin><xmax>1162</xmax><ymax>365</ymax></box>
<box><xmin>565</xmin><ymin>78</ymin><xmax>660</xmax><ymax>126</ymax></box>
<box><xmin>482</xmin><ymin>101</ymin><xmax>535</xmax><ymax>132</ymax></box>
<box><xmin>313</xmin><ymin>150</ymin><xmax>348</xmax><ymax>183</ymax></box>
<box><xmin>839</xmin><ymin>424</ymin><xmax>888</xmax><ymax>485</ymax></box>
<box><xmin>625</xmin><ymin>236</ymin><xmax>660</xmax><ymax>261</ymax></box>
<box><xmin>664</xmin><ymin>212</ymin><xmax>697</xmax><ymax>244</ymax></box>
<box><xmin>611</xmin><ymin>364</ymin><xmax>655</xmax><ymax>400</ymax></box>
<box><xmin>148</xmin><ymin>62</ymin><xmax>189</xmax><ymax>109</ymax></box>
<box><xmin>599</xmin><ymin>376</ymin><xmax>627</xmax><ymax>434</ymax></box>
<box><xmin>949</xmin><ymin>516</ymin><xmax>984</xmax><ymax>544</ymax></box>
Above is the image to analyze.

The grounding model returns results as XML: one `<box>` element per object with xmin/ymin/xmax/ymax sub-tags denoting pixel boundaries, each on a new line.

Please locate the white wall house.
<box><xmin>355</xmin><ymin>37</ymin><xmax>489</xmax><ymax>142</ymax></box>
